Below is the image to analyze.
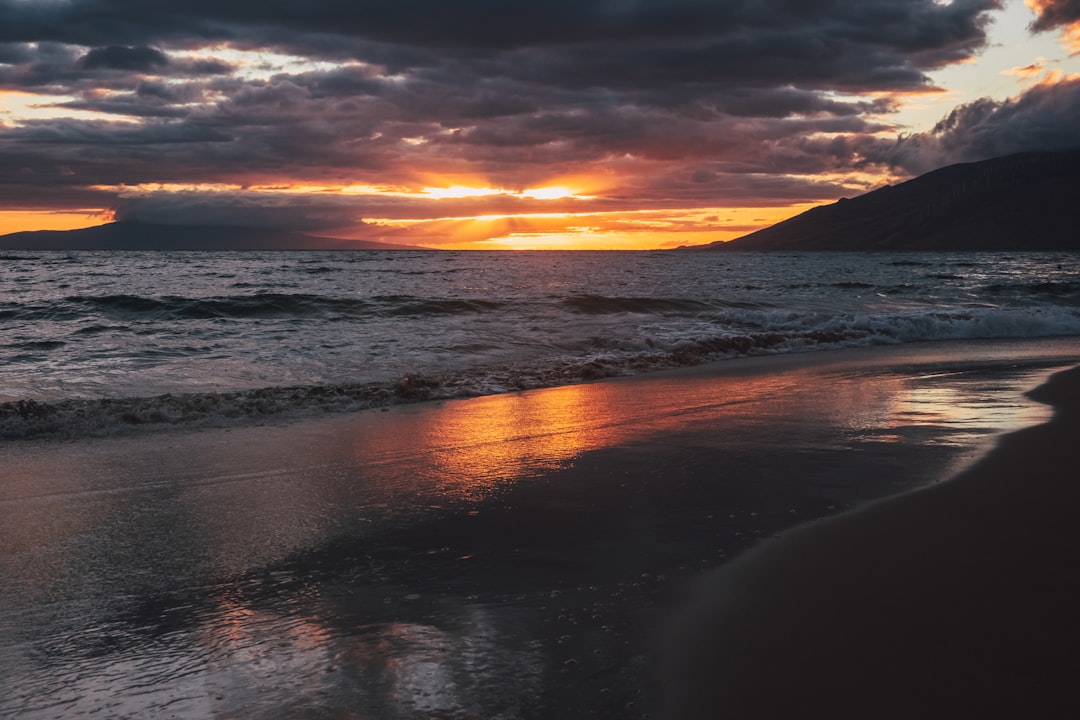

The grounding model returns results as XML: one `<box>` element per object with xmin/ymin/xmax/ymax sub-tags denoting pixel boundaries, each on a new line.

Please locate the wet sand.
<box><xmin>1</xmin><ymin>338</ymin><xmax>1078</xmax><ymax>719</ymax></box>
<box><xmin>663</xmin><ymin>362</ymin><xmax>1080</xmax><ymax>719</ymax></box>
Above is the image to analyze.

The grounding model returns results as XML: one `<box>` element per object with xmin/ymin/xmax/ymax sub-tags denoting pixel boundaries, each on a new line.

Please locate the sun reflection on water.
<box><xmin>843</xmin><ymin>369</ymin><xmax>1054</xmax><ymax>446</ymax></box>
<box><xmin>415</xmin><ymin>384</ymin><xmax>628</xmax><ymax>500</ymax></box>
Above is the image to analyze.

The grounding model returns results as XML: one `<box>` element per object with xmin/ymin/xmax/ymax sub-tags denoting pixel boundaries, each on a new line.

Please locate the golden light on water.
<box><xmin>411</xmin><ymin>384</ymin><xmax>625</xmax><ymax>501</ymax></box>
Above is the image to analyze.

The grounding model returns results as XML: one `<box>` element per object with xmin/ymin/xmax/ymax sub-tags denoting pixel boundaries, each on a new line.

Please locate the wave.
<box><xmin>829</xmin><ymin>282</ymin><xmax>875</xmax><ymax>289</ymax></box>
<box><xmin>0</xmin><ymin>339</ymin><xmax>799</xmax><ymax>441</ymax></box>
<box><xmin>561</xmin><ymin>295</ymin><xmax>768</xmax><ymax>314</ymax></box>
<box><xmin>374</xmin><ymin>296</ymin><xmax>504</xmax><ymax>316</ymax></box>
<box><xmin>0</xmin><ymin>382</ymin><xmax>398</xmax><ymax>441</ymax></box>
<box><xmin>982</xmin><ymin>281</ymin><xmax>1080</xmax><ymax>299</ymax></box>
<box><xmin>0</xmin><ymin>293</ymin><xmax>508</xmax><ymax>323</ymax></box>
<box><xmin>7</xmin><ymin>340</ymin><xmax>66</xmax><ymax>351</ymax></box>
<box><xmin>72</xmin><ymin>293</ymin><xmax>372</xmax><ymax>320</ymax></box>
<box><xmin>5</xmin><ymin>302</ymin><xmax>1078</xmax><ymax>442</ymax></box>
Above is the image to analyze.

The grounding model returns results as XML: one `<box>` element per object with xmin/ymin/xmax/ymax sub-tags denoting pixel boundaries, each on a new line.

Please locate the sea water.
<box><xmin>1</xmin><ymin>249</ymin><xmax>1078</xmax><ymax>439</ymax></box>
<box><xmin>3</xmin><ymin>248</ymin><xmax>1080</xmax><ymax>720</ymax></box>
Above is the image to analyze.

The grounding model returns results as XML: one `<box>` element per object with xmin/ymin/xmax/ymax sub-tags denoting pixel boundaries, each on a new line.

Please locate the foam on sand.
<box><xmin>661</xmin><ymin>364</ymin><xmax>1080</xmax><ymax>719</ymax></box>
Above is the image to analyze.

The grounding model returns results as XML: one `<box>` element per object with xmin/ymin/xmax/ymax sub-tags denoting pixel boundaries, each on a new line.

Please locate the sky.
<box><xmin>1</xmin><ymin>0</ymin><xmax>1079</xmax><ymax>249</ymax></box>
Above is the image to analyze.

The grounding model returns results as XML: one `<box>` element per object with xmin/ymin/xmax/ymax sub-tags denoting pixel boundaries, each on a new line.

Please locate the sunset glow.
<box><xmin>1026</xmin><ymin>0</ymin><xmax>1080</xmax><ymax>51</ymax></box>
<box><xmin>0</xmin><ymin>210</ymin><xmax>110</xmax><ymax>234</ymax></box>
<box><xmin>2</xmin><ymin>0</ymin><xmax>1079</xmax><ymax>248</ymax></box>
<box><xmin>422</xmin><ymin>186</ymin><xmax>498</xmax><ymax>200</ymax></box>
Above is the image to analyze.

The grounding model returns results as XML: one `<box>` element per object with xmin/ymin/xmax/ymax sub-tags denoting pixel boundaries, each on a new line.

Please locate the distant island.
<box><xmin>0</xmin><ymin>222</ymin><xmax>424</xmax><ymax>251</ymax></box>
<box><xmin>689</xmin><ymin>149</ymin><xmax>1080</xmax><ymax>251</ymax></box>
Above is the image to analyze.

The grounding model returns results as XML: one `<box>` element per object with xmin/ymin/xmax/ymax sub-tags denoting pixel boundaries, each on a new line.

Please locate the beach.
<box><xmin>664</xmin><ymin>357</ymin><xmax>1080</xmax><ymax>718</ymax></box>
<box><xmin>1</xmin><ymin>337</ymin><xmax>1078</xmax><ymax>719</ymax></box>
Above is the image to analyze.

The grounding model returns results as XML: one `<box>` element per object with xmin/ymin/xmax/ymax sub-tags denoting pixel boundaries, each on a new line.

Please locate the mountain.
<box><xmin>691</xmin><ymin>149</ymin><xmax>1080</xmax><ymax>251</ymax></box>
<box><xmin>0</xmin><ymin>222</ymin><xmax>425</xmax><ymax>251</ymax></box>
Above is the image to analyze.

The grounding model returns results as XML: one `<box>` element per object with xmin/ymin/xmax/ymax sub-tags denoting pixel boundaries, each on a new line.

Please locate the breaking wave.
<box><xmin>0</xmin><ymin>293</ymin><xmax>507</xmax><ymax>323</ymax></box>
<box><xmin>560</xmin><ymin>295</ymin><xmax>770</xmax><ymax>314</ymax></box>
<box><xmin>3</xmin><ymin>302</ymin><xmax>1079</xmax><ymax>441</ymax></box>
<box><xmin>3</xmin><ymin>249</ymin><xmax>1079</xmax><ymax>441</ymax></box>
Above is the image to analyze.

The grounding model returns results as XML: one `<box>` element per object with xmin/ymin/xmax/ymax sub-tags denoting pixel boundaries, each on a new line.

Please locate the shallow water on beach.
<box><xmin>1</xmin><ymin>340</ymin><xmax>1076</xmax><ymax>719</ymax></box>
<box><xmin>1</xmin><ymin>250</ymin><xmax>1078</xmax><ymax>439</ymax></box>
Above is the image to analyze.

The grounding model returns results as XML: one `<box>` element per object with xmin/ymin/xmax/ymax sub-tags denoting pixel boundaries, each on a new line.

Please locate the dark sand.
<box><xmin>663</xmin><ymin>363</ymin><xmax>1080</xmax><ymax>718</ymax></box>
<box><xmin>1</xmin><ymin>338</ymin><xmax>1078</xmax><ymax>719</ymax></box>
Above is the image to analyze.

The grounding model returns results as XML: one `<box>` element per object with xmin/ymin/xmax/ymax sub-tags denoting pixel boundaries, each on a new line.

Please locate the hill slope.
<box><xmin>0</xmin><ymin>222</ymin><xmax>423</xmax><ymax>251</ymax></box>
<box><xmin>694</xmin><ymin>149</ymin><xmax>1080</xmax><ymax>251</ymax></box>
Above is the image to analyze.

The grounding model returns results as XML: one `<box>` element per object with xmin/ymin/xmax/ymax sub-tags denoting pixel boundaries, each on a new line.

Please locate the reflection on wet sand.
<box><xmin>835</xmin><ymin>367</ymin><xmax>1053</xmax><ymax>446</ymax></box>
<box><xmin>350</xmin><ymin>614</ymin><xmax>544</xmax><ymax>718</ymax></box>
<box><xmin>417</xmin><ymin>383</ymin><xmax>631</xmax><ymax>499</ymax></box>
<box><xmin>0</xmin><ymin>452</ymin><xmax>115</xmax><ymax>603</ymax></box>
<box><xmin>186</xmin><ymin>586</ymin><xmax>545</xmax><ymax>718</ymax></box>
<box><xmin>887</xmin><ymin>371</ymin><xmax>1052</xmax><ymax>445</ymax></box>
<box><xmin>1</xmin><ymin>342</ymin><xmax>1075</xmax><ymax>719</ymax></box>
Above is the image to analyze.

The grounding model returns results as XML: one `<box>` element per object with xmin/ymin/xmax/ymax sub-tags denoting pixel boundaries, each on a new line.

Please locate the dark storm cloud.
<box><xmin>693</xmin><ymin>88</ymin><xmax>895</xmax><ymax>120</ymax></box>
<box><xmin>0</xmin><ymin>118</ymin><xmax>234</xmax><ymax>207</ymax></box>
<box><xmin>1</xmin><ymin>1</ymin><xmax>1001</xmax><ymax>91</ymax></box>
<box><xmin>0</xmin><ymin>42</ymin><xmax>34</xmax><ymax>65</ymax></box>
<box><xmin>177</xmin><ymin>58</ymin><xmax>234</xmax><ymax>76</ymax></box>
<box><xmin>0</xmin><ymin>1</ymin><xmax>1004</xmax><ymax>125</ymax></box>
<box><xmin>79</xmin><ymin>45</ymin><xmax>168</xmax><ymax>71</ymax></box>
<box><xmin>873</xmin><ymin>76</ymin><xmax>1080</xmax><ymax>174</ymax></box>
<box><xmin>1028</xmin><ymin>0</ymin><xmax>1080</xmax><ymax>31</ymax></box>
<box><xmin>52</xmin><ymin>96</ymin><xmax>191</xmax><ymax>119</ymax></box>
<box><xmin>0</xmin><ymin>42</ymin><xmax>84</xmax><ymax>92</ymax></box>
<box><xmin>110</xmin><ymin>193</ymin><xmax>369</xmax><ymax>230</ymax></box>
<box><xmin>0</xmin><ymin>42</ymin><xmax>230</xmax><ymax>96</ymax></box>
<box><xmin>10</xmin><ymin>118</ymin><xmax>230</xmax><ymax>145</ymax></box>
<box><xmin>446</xmin><ymin>105</ymin><xmax>891</xmax><ymax>170</ymax></box>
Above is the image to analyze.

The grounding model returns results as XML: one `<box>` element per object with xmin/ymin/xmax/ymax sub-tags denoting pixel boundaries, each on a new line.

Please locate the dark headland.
<box><xmin>0</xmin><ymin>221</ymin><xmax>422</xmax><ymax>251</ymax></box>
<box><xmin>689</xmin><ymin>149</ymin><xmax>1080</xmax><ymax>252</ymax></box>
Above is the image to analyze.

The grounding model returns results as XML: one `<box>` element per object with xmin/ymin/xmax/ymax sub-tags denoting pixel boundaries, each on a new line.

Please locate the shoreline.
<box><xmin>3</xmin><ymin>335</ymin><xmax>1079</xmax><ymax>443</ymax></box>
<box><xmin>662</xmin><ymin>362</ymin><xmax>1080</xmax><ymax>718</ymax></box>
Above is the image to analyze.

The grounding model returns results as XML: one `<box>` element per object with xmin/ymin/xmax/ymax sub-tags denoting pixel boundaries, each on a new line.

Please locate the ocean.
<box><xmin>2</xmin><ymin>249</ymin><xmax>1078</xmax><ymax>439</ymax></box>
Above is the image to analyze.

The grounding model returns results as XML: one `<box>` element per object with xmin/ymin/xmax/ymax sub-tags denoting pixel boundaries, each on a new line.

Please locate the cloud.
<box><xmin>1027</xmin><ymin>0</ymin><xmax>1080</xmax><ymax>32</ymax></box>
<box><xmin>0</xmin><ymin>42</ymin><xmax>34</xmax><ymax>65</ymax></box>
<box><xmin>1027</xmin><ymin>0</ymin><xmax>1080</xmax><ymax>52</ymax></box>
<box><xmin>79</xmin><ymin>45</ymin><xmax>168</xmax><ymax>71</ymax></box>
<box><xmin>0</xmin><ymin>42</ymin><xmax>84</xmax><ymax>92</ymax></box>
<box><xmin>110</xmin><ymin>192</ymin><xmax>368</xmax><ymax>231</ymax></box>
<box><xmin>873</xmin><ymin>75</ymin><xmax>1080</xmax><ymax>174</ymax></box>
<box><xmin>1</xmin><ymin>1</ymin><xmax>1002</xmax><ymax>93</ymax></box>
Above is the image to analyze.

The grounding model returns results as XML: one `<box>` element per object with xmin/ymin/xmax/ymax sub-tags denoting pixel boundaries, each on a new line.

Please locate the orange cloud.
<box><xmin>1004</xmin><ymin>60</ymin><xmax>1048</xmax><ymax>80</ymax></box>
<box><xmin>1064</xmin><ymin>24</ymin><xmax>1080</xmax><ymax>53</ymax></box>
<box><xmin>1027</xmin><ymin>0</ymin><xmax>1080</xmax><ymax>53</ymax></box>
